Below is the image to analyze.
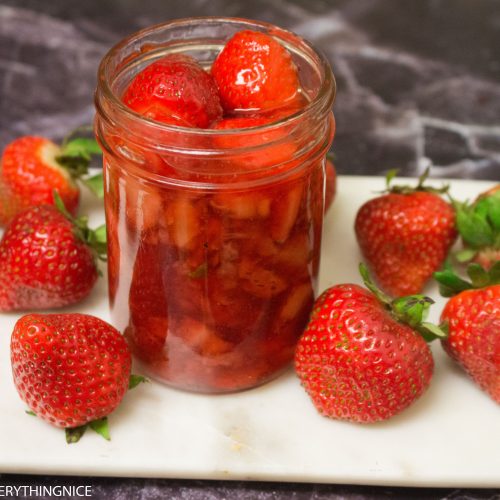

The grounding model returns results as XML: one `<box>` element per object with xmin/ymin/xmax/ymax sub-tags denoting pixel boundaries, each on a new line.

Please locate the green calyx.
<box><xmin>55</xmin><ymin>130</ymin><xmax>104</xmax><ymax>199</ymax></box>
<box><xmin>53</xmin><ymin>191</ymin><xmax>107</xmax><ymax>266</ymax></box>
<box><xmin>64</xmin><ymin>375</ymin><xmax>147</xmax><ymax>444</ymax></box>
<box><xmin>434</xmin><ymin>261</ymin><xmax>500</xmax><ymax>297</ymax></box>
<box><xmin>128</xmin><ymin>374</ymin><xmax>149</xmax><ymax>389</ymax></box>
<box><xmin>454</xmin><ymin>188</ymin><xmax>500</xmax><ymax>260</ymax></box>
<box><xmin>359</xmin><ymin>263</ymin><xmax>446</xmax><ymax>342</ymax></box>
<box><xmin>384</xmin><ymin>167</ymin><xmax>449</xmax><ymax>196</ymax></box>
<box><xmin>66</xmin><ymin>417</ymin><xmax>110</xmax><ymax>444</ymax></box>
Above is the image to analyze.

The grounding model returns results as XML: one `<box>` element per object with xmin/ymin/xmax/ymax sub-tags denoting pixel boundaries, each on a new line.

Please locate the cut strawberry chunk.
<box><xmin>238</xmin><ymin>259</ymin><xmax>288</xmax><ymax>299</ymax></box>
<box><xmin>279</xmin><ymin>282</ymin><xmax>314</xmax><ymax>321</ymax></box>
<box><xmin>270</xmin><ymin>184</ymin><xmax>303</xmax><ymax>243</ymax></box>
<box><xmin>273</xmin><ymin>233</ymin><xmax>311</xmax><ymax>271</ymax></box>
<box><xmin>174</xmin><ymin>318</ymin><xmax>234</xmax><ymax>357</ymax></box>
<box><xmin>211</xmin><ymin>191</ymin><xmax>271</xmax><ymax>219</ymax></box>
<box><xmin>125</xmin><ymin>178</ymin><xmax>164</xmax><ymax>233</ymax></box>
<box><xmin>163</xmin><ymin>195</ymin><xmax>202</xmax><ymax>249</ymax></box>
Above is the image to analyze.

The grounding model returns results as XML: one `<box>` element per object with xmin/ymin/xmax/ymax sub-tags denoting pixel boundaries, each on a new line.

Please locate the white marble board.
<box><xmin>0</xmin><ymin>176</ymin><xmax>499</xmax><ymax>487</ymax></box>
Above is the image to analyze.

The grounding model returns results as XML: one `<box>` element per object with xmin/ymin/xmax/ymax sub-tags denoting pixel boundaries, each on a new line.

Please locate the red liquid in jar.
<box><xmin>98</xmin><ymin>21</ymin><xmax>335</xmax><ymax>393</ymax></box>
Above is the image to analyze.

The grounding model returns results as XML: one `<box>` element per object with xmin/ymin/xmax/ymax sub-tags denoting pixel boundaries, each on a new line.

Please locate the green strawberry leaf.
<box><xmin>53</xmin><ymin>191</ymin><xmax>107</xmax><ymax>263</ymax></box>
<box><xmin>359</xmin><ymin>263</ymin><xmax>392</xmax><ymax>306</ymax></box>
<box><xmin>391</xmin><ymin>295</ymin><xmax>434</xmax><ymax>328</ymax></box>
<box><xmin>61</xmin><ymin>138</ymin><xmax>102</xmax><ymax>160</ymax></box>
<box><xmin>456</xmin><ymin>208</ymin><xmax>494</xmax><ymax>248</ymax></box>
<box><xmin>56</xmin><ymin>137</ymin><xmax>103</xmax><ymax>196</ymax></box>
<box><xmin>455</xmin><ymin>248</ymin><xmax>477</xmax><ymax>263</ymax></box>
<box><xmin>66</xmin><ymin>425</ymin><xmax>88</xmax><ymax>444</ymax></box>
<box><xmin>418</xmin><ymin>322</ymin><xmax>447</xmax><ymax>342</ymax></box>
<box><xmin>486</xmin><ymin>194</ymin><xmax>500</xmax><ymax>230</ymax></box>
<box><xmin>434</xmin><ymin>268</ymin><xmax>473</xmax><ymax>297</ymax></box>
<box><xmin>467</xmin><ymin>263</ymin><xmax>490</xmax><ymax>288</ymax></box>
<box><xmin>385</xmin><ymin>166</ymin><xmax>449</xmax><ymax>195</ymax></box>
<box><xmin>89</xmin><ymin>417</ymin><xmax>110</xmax><ymax>441</ymax></box>
<box><xmin>81</xmin><ymin>173</ymin><xmax>104</xmax><ymax>199</ymax></box>
<box><xmin>435</xmin><ymin>262</ymin><xmax>500</xmax><ymax>297</ymax></box>
<box><xmin>129</xmin><ymin>374</ymin><xmax>148</xmax><ymax>389</ymax></box>
<box><xmin>488</xmin><ymin>260</ymin><xmax>500</xmax><ymax>284</ymax></box>
<box><xmin>385</xmin><ymin>169</ymin><xmax>399</xmax><ymax>189</ymax></box>
<box><xmin>25</xmin><ymin>410</ymin><xmax>36</xmax><ymax>416</ymax></box>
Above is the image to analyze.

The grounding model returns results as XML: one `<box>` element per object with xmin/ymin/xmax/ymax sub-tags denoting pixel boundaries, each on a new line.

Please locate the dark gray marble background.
<box><xmin>1</xmin><ymin>0</ymin><xmax>500</xmax><ymax>498</ymax></box>
<box><xmin>1</xmin><ymin>0</ymin><xmax>500</xmax><ymax>180</ymax></box>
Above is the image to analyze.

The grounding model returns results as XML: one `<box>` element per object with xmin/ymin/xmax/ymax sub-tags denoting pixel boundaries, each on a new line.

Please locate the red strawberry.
<box><xmin>324</xmin><ymin>158</ymin><xmax>336</xmax><ymax>212</ymax></box>
<box><xmin>454</xmin><ymin>184</ymin><xmax>500</xmax><ymax>269</ymax></box>
<box><xmin>0</xmin><ymin>135</ymin><xmax>102</xmax><ymax>226</ymax></box>
<box><xmin>0</xmin><ymin>198</ymin><xmax>106</xmax><ymax>311</ymax></box>
<box><xmin>11</xmin><ymin>313</ymin><xmax>140</xmax><ymax>442</ymax></box>
<box><xmin>295</xmin><ymin>264</ymin><xmax>441</xmax><ymax>423</ymax></box>
<box><xmin>435</xmin><ymin>263</ymin><xmax>500</xmax><ymax>403</ymax></box>
<box><xmin>355</xmin><ymin>169</ymin><xmax>457</xmax><ymax>297</ymax></box>
<box><xmin>211</xmin><ymin>30</ymin><xmax>300</xmax><ymax>112</ymax></box>
<box><xmin>122</xmin><ymin>54</ymin><xmax>222</xmax><ymax>128</ymax></box>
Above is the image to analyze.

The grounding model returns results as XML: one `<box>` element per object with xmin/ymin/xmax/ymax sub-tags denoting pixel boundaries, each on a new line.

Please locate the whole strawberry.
<box><xmin>11</xmin><ymin>313</ymin><xmax>139</xmax><ymax>442</ymax></box>
<box><xmin>0</xmin><ymin>135</ymin><xmax>102</xmax><ymax>226</ymax></box>
<box><xmin>355</xmin><ymin>168</ymin><xmax>457</xmax><ymax>297</ymax></box>
<box><xmin>454</xmin><ymin>184</ymin><xmax>500</xmax><ymax>269</ymax></box>
<box><xmin>211</xmin><ymin>30</ymin><xmax>300</xmax><ymax>112</ymax></box>
<box><xmin>122</xmin><ymin>54</ymin><xmax>222</xmax><ymax>128</ymax></box>
<box><xmin>295</xmin><ymin>264</ymin><xmax>442</xmax><ymax>423</ymax></box>
<box><xmin>0</xmin><ymin>197</ymin><xmax>106</xmax><ymax>311</ymax></box>
<box><xmin>435</xmin><ymin>263</ymin><xmax>500</xmax><ymax>403</ymax></box>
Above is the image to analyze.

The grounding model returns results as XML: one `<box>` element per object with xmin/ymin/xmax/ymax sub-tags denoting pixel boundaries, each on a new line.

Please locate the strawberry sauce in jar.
<box><xmin>95</xmin><ymin>18</ymin><xmax>336</xmax><ymax>393</ymax></box>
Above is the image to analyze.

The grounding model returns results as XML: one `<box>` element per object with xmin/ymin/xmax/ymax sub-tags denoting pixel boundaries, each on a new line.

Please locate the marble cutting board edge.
<box><xmin>0</xmin><ymin>175</ymin><xmax>499</xmax><ymax>488</ymax></box>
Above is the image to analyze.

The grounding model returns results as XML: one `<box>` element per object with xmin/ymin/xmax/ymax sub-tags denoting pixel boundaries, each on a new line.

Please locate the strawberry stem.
<box><xmin>89</xmin><ymin>417</ymin><xmax>110</xmax><ymax>441</ymax></box>
<box><xmin>384</xmin><ymin>166</ymin><xmax>449</xmax><ymax>195</ymax></box>
<box><xmin>452</xmin><ymin>188</ymin><xmax>500</xmax><ymax>264</ymax></box>
<box><xmin>65</xmin><ymin>425</ymin><xmax>87</xmax><ymax>444</ymax></box>
<box><xmin>55</xmin><ymin>131</ymin><xmax>104</xmax><ymax>198</ymax></box>
<box><xmin>359</xmin><ymin>263</ymin><xmax>392</xmax><ymax>306</ymax></box>
<box><xmin>129</xmin><ymin>374</ymin><xmax>149</xmax><ymax>389</ymax></box>
<box><xmin>359</xmin><ymin>263</ymin><xmax>446</xmax><ymax>342</ymax></box>
<box><xmin>64</xmin><ymin>417</ymin><xmax>110</xmax><ymax>444</ymax></box>
<box><xmin>53</xmin><ymin>191</ymin><xmax>107</xmax><ymax>264</ymax></box>
<box><xmin>434</xmin><ymin>261</ymin><xmax>500</xmax><ymax>296</ymax></box>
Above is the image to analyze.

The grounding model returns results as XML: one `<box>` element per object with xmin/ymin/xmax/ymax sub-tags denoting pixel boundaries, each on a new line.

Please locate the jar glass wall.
<box><xmin>95</xmin><ymin>17</ymin><xmax>336</xmax><ymax>393</ymax></box>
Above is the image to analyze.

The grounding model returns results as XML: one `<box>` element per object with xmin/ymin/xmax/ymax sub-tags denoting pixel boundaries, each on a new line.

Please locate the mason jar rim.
<box><xmin>95</xmin><ymin>16</ymin><xmax>336</xmax><ymax>138</ymax></box>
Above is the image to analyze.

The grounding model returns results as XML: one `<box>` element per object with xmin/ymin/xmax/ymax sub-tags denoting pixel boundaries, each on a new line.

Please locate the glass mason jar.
<box><xmin>95</xmin><ymin>17</ymin><xmax>336</xmax><ymax>393</ymax></box>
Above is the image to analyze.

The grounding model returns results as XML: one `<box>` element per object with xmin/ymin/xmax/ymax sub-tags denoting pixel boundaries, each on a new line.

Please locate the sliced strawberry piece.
<box><xmin>270</xmin><ymin>183</ymin><xmax>303</xmax><ymax>243</ymax></box>
<box><xmin>124</xmin><ymin>177</ymin><xmax>164</xmax><ymax>234</ymax></box>
<box><xmin>273</xmin><ymin>233</ymin><xmax>311</xmax><ymax>271</ymax></box>
<box><xmin>210</xmin><ymin>191</ymin><xmax>271</xmax><ymax>219</ymax></box>
<box><xmin>238</xmin><ymin>259</ymin><xmax>288</xmax><ymax>299</ymax></box>
<box><xmin>122</xmin><ymin>54</ymin><xmax>222</xmax><ymax>128</ymax></box>
<box><xmin>279</xmin><ymin>282</ymin><xmax>314</xmax><ymax>322</ymax></box>
<box><xmin>211</xmin><ymin>30</ymin><xmax>300</xmax><ymax>112</ymax></box>
<box><xmin>163</xmin><ymin>195</ymin><xmax>202</xmax><ymax>250</ymax></box>
<box><xmin>174</xmin><ymin>317</ymin><xmax>234</xmax><ymax>357</ymax></box>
